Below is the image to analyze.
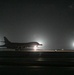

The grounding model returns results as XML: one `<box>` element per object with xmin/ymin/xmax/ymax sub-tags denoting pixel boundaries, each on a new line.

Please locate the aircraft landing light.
<box><xmin>33</xmin><ymin>45</ymin><xmax>37</xmax><ymax>51</ymax></box>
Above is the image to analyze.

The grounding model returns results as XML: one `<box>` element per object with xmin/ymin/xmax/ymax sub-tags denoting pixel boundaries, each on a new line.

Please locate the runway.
<box><xmin>0</xmin><ymin>48</ymin><xmax>74</xmax><ymax>52</ymax></box>
<box><xmin>0</xmin><ymin>49</ymin><xmax>74</xmax><ymax>75</ymax></box>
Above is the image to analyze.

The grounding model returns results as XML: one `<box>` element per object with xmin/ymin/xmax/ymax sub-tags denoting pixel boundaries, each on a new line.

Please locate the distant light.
<box><xmin>55</xmin><ymin>49</ymin><xmax>57</xmax><ymax>52</ymax></box>
<box><xmin>33</xmin><ymin>45</ymin><xmax>37</xmax><ymax>51</ymax></box>
<box><xmin>62</xmin><ymin>49</ymin><xmax>64</xmax><ymax>50</ymax></box>
<box><xmin>73</xmin><ymin>43</ymin><xmax>74</xmax><ymax>47</ymax></box>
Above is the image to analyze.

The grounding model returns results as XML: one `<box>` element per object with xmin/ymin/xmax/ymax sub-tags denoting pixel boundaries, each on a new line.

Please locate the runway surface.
<box><xmin>0</xmin><ymin>48</ymin><xmax>74</xmax><ymax>75</ymax></box>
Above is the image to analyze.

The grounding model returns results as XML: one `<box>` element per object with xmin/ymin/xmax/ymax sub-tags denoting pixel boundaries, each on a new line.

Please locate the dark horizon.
<box><xmin>0</xmin><ymin>0</ymin><xmax>74</xmax><ymax>49</ymax></box>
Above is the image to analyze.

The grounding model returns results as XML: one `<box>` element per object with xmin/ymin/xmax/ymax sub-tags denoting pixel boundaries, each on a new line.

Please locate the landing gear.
<box><xmin>15</xmin><ymin>47</ymin><xmax>21</xmax><ymax>51</ymax></box>
<box><xmin>15</xmin><ymin>47</ymin><xmax>27</xmax><ymax>51</ymax></box>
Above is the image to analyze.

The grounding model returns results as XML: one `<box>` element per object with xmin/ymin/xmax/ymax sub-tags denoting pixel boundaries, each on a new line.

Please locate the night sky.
<box><xmin>0</xmin><ymin>0</ymin><xmax>74</xmax><ymax>49</ymax></box>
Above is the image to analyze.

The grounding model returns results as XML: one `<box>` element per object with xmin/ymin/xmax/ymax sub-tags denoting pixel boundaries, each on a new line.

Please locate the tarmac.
<box><xmin>0</xmin><ymin>48</ymin><xmax>74</xmax><ymax>75</ymax></box>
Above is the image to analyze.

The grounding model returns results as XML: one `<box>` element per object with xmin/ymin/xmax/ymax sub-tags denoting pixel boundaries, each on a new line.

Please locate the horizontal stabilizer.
<box><xmin>0</xmin><ymin>45</ymin><xmax>5</xmax><ymax>47</ymax></box>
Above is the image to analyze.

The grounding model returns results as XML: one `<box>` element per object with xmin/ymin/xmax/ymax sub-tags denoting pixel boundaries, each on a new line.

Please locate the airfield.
<box><xmin>0</xmin><ymin>48</ymin><xmax>74</xmax><ymax>52</ymax></box>
<box><xmin>0</xmin><ymin>48</ymin><xmax>74</xmax><ymax>75</ymax></box>
<box><xmin>0</xmin><ymin>48</ymin><xmax>74</xmax><ymax>66</ymax></box>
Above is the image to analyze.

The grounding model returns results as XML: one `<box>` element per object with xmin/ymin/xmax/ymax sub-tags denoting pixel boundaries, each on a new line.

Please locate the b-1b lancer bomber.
<box><xmin>0</xmin><ymin>37</ymin><xmax>42</xmax><ymax>50</ymax></box>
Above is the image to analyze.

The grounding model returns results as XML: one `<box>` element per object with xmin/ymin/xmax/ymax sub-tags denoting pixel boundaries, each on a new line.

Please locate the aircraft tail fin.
<box><xmin>4</xmin><ymin>37</ymin><xmax>11</xmax><ymax>44</ymax></box>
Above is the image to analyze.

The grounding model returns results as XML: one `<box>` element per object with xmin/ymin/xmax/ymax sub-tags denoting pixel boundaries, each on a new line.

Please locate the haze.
<box><xmin>0</xmin><ymin>0</ymin><xmax>74</xmax><ymax>49</ymax></box>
